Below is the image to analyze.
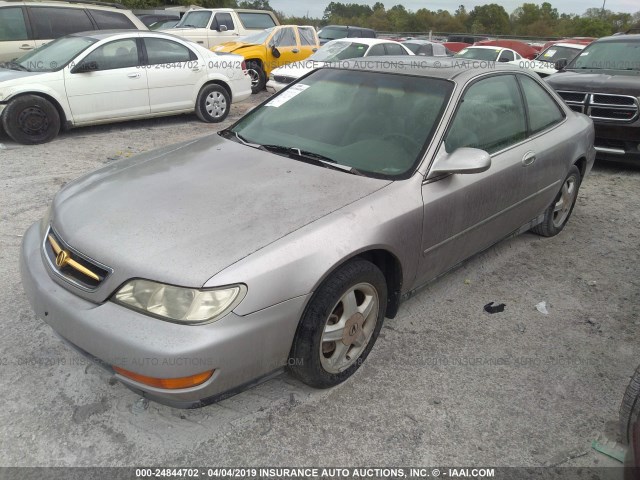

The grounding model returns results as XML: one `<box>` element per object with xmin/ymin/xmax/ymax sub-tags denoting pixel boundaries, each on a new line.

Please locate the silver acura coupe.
<box><xmin>21</xmin><ymin>58</ymin><xmax>595</xmax><ymax>407</ymax></box>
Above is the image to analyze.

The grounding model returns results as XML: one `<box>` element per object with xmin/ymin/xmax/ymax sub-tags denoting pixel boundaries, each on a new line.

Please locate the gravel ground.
<box><xmin>0</xmin><ymin>93</ymin><xmax>639</xmax><ymax>468</ymax></box>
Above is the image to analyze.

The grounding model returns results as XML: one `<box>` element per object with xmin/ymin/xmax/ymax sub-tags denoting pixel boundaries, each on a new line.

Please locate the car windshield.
<box><xmin>150</xmin><ymin>20</ymin><xmax>178</xmax><ymax>30</ymax></box>
<box><xmin>310</xmin><ymin>41</ymin><xmax>368</xmax><ymax>62</ymax></box>
<box><xmin>568</xmin><ymin>41</ymin><xmax>640</xmax><ymax>71</ymax></box>
<box><xmin>318</xmin><ymin>27</ymin><xmax>345</xmax><ymax>40</ymax></box>
<box><xmin>239</xmin><ymin>27</ymin><xmax>275</xmax><ymax>45</ymax></box>
<box><xmin>176</xmin><ymin>11</ymin><xmax>211</xmax><ymax>28</ymax></box>
<box><xmin>455</xmin><ymin>48</ymin><xmax>500</xmax><ymax>61</ymax></box>
<box><xmin>537</xmin><ymin>45</ymin><xmax>582</xmax><ymax>63</ymax></box>
<box><xmin>16</xmin><ymin>36</ymin><xmax>98</xmax><ymax>72</ymax></box>
<box><xmin>229</xmin><ymin>68</ymin><xmax>453</xmax><ymax>179</ymax></box>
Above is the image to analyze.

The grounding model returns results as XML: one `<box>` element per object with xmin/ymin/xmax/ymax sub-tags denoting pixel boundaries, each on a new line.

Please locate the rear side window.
<box><xmin>445</xmin><ymin>75</ymin><xmax>527</xmax><ymax>154</ymax></box>
<box><xmin>29</xmin><ymin>7</ymin><xmax>94</xmax><ymax>39</ymax></box>
<box><xmin>0</xmin><ymin>7</ymin><xmax>29</xmax><ymax>41</ymax></box>
<box><xmin>144</xmin><ymin>38</ymin><xmax>195</xmax><ymax>64</ymax></box>
<box><xmin>384</xmin><ymin>43</ymin><xmax>407</xmax><ymax>55</ymax></box>
<box><xmin>499</xmin><ymin>50</ymin><xmax>515</xmax><ymax>62</ymax></box>
<box><xmin>298</xmin><ymin>27</ymin><xmax>316</xmax><ymax>46</ymax></box>
<box><xmin>88</xmin><ymin>10</ymin><xmax>136</xmax><ymax>30</ymax></box>
<box><xmin>363</xmin><ymin>29</ymin><xmax>375</xmax><ymax>38</ymax></box>
<box><xmin>237</xmin><ymin>12</ymin><xmax>276</xmax><ymax>29</ymax></box>
<box><xmin>212</xmin><ymin>12</ymin><xmax>234</xmax><ymax>31</ymax></box>
<box><xmin>519</xmin><ymin>75</ymin><xmax>564</xmax><ymax>134</ymax></box>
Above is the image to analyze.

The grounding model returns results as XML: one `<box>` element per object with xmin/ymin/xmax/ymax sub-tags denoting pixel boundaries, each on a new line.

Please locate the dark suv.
<box><xmin>317</xmin><ymin>25</ymin><xmax>376</xmax><ymax>45</ymax></box>
<box><xmin>546</xmin><ymin>34</ymin><xmax>640</xmax><ymax>164</ymax></box>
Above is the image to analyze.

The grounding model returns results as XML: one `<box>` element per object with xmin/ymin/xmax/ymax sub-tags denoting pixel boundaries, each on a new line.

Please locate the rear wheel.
<box><xmin>246</xmin><ymin>61</ymin><xmax>266</xmax><ymax>94</ymax></box>
<box><xmin>531</xmin><ymin>165</ymin><xmax>581</xmax><ymax>237</ymax></box>
<box><xmin>195</xmin><ymin>84</ymin><xmax>230</xmax><ymax>123</ymax></box>
<box><xmin>2</xmin><ymin>94</ymin><xmax>60</xmax><ymax>144</ymax></box>
<box><xmin>620</xmin><ymin>365</ymin><xmax>640</xmax><ymax>445</ymax></box>
<box><xmin>289</xmin><ymin>259</ymin><xmax>387</xmax><ymax>389</ymax></box>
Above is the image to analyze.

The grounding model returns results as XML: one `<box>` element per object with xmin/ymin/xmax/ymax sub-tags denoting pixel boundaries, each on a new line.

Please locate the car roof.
<box><xmin>325</xmin><ymin>38</ymin><xmax>398</xmax><ymax>47</ymax></box>
<box><xmin>464</xmin><ymin>45</ymin><xmax>507</xmax><ymax>50</ymax></box>
<box><xmin>596</xmin><ymin>34</ymin><xmax>640</xmax><ymax>42</ymax></box>
<box><xmin>547</xmin><ymin>43</ymin><xmax>586</xmax><ymax>49</ymax></box>
<box><xmin>322</xmin><ymin>25</ymin><xmax>374</xmax><ymax>31</ymax></box>
<box><xmin>333</xmin><ymin>56</ymin><xmax>525</xmax><ymax>82</ymax></box>
<box><xmin>67</xmin><ymin>29</ymin><xmax>182</xmax><ymax>40</ymax></box>
<box><xmin>0</xmin><ymin>0</ymin><xmax>127</xmax><ymax>9</ymax></box>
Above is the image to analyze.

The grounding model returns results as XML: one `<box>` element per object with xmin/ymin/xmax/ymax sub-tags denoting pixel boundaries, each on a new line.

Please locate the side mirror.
<box><xmin>430</xmin><ymin>147</ymin><xmax>491</xmax><ymax>175</ymax></box>
<box><xmin>218</xmin><ymin>24</ymin><xmax>228</xmax><ymax>32</ymax></box>
<box><xmin>71</xmin><ymin>60</ymin><xmax>98</xmax><ymax>74</ymax></box>
<box><xmin>271</xmin><ymin>45</ymin><xmax>281</xmax><ymax>58</ymax></box>
<box><xmin>554</xmin><ymin>58</ymin><xmax>568</xmax><ymax>70</ymax></box>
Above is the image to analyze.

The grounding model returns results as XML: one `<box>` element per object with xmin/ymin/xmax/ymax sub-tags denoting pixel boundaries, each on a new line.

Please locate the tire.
<box><xmin>620</xmin><ymin>365</ymin><xmax>640</xmax><ymax>445</ymax></box>
<box><xmin>246</xmin><ymin>61</ymin><xmax>266</xmax><ymax>94</ymax></box>
<box><xmin>2</xmin><ymin>94</ymin><xmax>60</xmax><ymax>144</ymax></box>
<box><xmin>289</xmin><ymin>259</ymin><xmax>387</xmax><ymax>389</ymax></box>
<box><xmin>531</xmin><ymin>165</ymin><xmax>581</xmax><ymax>237</ymax></box>
<box><xmin>195</xmin><ymin>84</ymin><xmax>230</xmax><ymax>123</ymax></box>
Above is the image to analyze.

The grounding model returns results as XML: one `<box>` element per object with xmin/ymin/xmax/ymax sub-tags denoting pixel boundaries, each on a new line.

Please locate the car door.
<box><xmin>268</xmin><ymin>27</ymin><xmax>304</xmax><ymax>74</ymax></box>
<box><xmin>27</xmin><ymin>6</ymin><xmax>95</xmax><ymax>48</ymax></box>
<box><xmin>0</xmin><ymin>6</ymin><xmax>35</xmax><ymax>62</ymax></box>
<box><xmin>416</xmin><ymin>73</ymin><xmax>548</xmax><ymax>283</ymax></box>
<box><xmin>64</xmin><ymin>38</ymin><xmax>149</xmax><ymax>124</ymax></box>
<box><xmin>297</xmin><ymin>26</ymin><xmax>319</xmax><ymax>57</ymax></box>
<box><xmin>208</xmin><ymin>12</ymin><xmax>239</xmax><ymax>46</ymax></box>
<box><xmin>143</xmin><ymin>37</ymin><xmax>201</xmax><ymax>113</ymax></box>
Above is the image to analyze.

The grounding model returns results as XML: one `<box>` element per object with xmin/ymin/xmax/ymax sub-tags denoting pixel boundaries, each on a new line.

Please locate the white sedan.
<box><xmin>266</xmin><ymin>38</ymin><xmax>414</xmax><ymax>93</ymax></box>
<box><xmin>509</xmin><ymin>42</ymin><xmax>586</xmax><ymax>77</ymax></box>
<box><xmin>455</xmin><ymin>45</ymin><xmax>523</xmax><ymax>63</ymax></box>
<box><xmin>0</xmin><ymin>31</ymin><xmax>251</xmax><ymax>144</ymax></box>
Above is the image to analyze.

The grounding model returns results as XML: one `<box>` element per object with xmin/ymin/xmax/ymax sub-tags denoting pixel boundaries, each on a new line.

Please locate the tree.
<box><xmin>467</xmin><ymin>3</ymin><xmax>510</xmax><ymax>34</ymax></box>
<box><xmin>238</xmin><ymin>0</ymin><xmax>271</xmax><ymax>10</ymax></box>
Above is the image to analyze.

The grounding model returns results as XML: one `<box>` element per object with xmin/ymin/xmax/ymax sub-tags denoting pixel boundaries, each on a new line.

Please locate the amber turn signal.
<box><xmin>113</xmin><ymin>366</ymin><xmax>214</xmax><ymax>389</ymax></box>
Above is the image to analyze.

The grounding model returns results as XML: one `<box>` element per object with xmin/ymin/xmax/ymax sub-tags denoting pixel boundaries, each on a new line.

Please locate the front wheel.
<box><xmin>2</xmin><ymin>94</ymin><xmax>60</xmax><ymax>144</ymax></box>
<box><xmin>531</xmin><ymin>165</ymin><xmax>581</xmax><ymax>237</ymax></box>
<box><xmin>195</xmin><ymin>84</ymin><xmax>230</xmax><ymax>123</ymax></box>
<box><xmin>246</xmin><ymin>61</ymin><xmax>266</xmax><ymax>94</ymax></box>
<box><xmin>289</xmin><ymin>259</ymin><xmax>387</xmax><ymax>389</ymax></box>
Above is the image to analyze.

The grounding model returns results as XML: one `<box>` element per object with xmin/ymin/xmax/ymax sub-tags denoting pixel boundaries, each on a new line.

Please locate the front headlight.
<box><xmin>113</xmin><ymin>279</ymin><xmax>246</xmax><ymax>324</ymax></box>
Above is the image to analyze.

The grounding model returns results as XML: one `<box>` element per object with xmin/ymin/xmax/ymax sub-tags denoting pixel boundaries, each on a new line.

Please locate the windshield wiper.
<box><xmin>0</xmin><ymin>61</ymin><xmax>30</xmax><ymax>72</ymax></box>
<box><xmin>259</xmin><ymin>144</ymin><xmax>364</xmax><ymax>175</ymax></box>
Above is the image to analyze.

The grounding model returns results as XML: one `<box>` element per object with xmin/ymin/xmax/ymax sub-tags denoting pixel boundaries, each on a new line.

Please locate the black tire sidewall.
<box><xmin>247</xmin><ymin>61</ymin><xmax>265</xmax><ymax>94</ymax></box>
<box><xmin>535</xmin><ymin>165</ymin><xmax>581</xmax><ymax>237</ymax></box>
<box><xmin>289</xmin><ymin>259</ymin><xmax>387</xmax><ymax>389</ymax></box>
<box><xmin>2</xmin><ymin>95</ymin><xmax>60</xmax><ymax>144</ymax></box>
<box><xmin>196</xmin><ymin>85</ymin><xmax>230</xmax><ymax>123</ymax></box>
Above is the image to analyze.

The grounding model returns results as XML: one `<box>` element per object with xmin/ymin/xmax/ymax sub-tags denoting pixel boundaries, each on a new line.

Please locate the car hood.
<box><xmin>213</xmin><ymin>42</ymin><xmax>264</xmax><ymax>54</ymax></box>
<box><xmin>546</xmin><ymin>70</ymin><xmax>640</xmax><ymax>95</ymax></box>
<box><xmin>0</xmin><ymin>68</ymin><xmax>48</xmax><ymax>84</ymax></box>
<box><xmin>51</xmin><ymin>134</ymin><xmax>390</xmax><ymax>295</ymax></box>
<box><xmin>271</xmin><ymin>60</ymin><xmax>325</xmax><ymax>78</ymax></box>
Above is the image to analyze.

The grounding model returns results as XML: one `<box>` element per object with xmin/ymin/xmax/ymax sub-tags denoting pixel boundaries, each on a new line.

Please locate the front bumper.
<box><xmin>20</xmin><ymin>222</ymin><xmax>309</xmax><ymax>408</ymax></box>
<box><xmin>593</xmin><ymin>121</ymin><xmax>640</xmax><ymax>164</ymax></box>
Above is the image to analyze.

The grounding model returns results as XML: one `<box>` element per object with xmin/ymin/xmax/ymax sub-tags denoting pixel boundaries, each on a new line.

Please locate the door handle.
<box><xmin>197</xmin><ymin>41</ymin><xmax>204</xmax><ymax>44</ymax></box>
<box><xmin>522</xmin><ymin>151</ymin><xmax>536</xmax><ymax>166</ymax></box>
<box><xmin>191</xmin><ymin>66</ymin><xmax>201</xmax><ymax>72</ymax></box>
<box><xmin>19</xmin><ymin>44</ymin><xmax>33</xmax><ymax>50</ymax></box>
<box><xmin>292</xmin><ymin>48</ymin><xmax>300</xmax><ymax>53</ymax></box>
<box><xmin>127</xmin><ymin>72</ymin><xmax>141</xmax><ymax>79</ymax></box>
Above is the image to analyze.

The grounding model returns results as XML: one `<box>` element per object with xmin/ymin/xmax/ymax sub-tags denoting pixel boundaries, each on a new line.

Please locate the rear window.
<box><xmin>29</xmin><ymin>6</ymin><xmax>94</xmax><ymax>39</ymax></box>
<box><xmin>237</xmin><ymin>12</ymin><xmax>276</xmax><ymax>29</ymax></box>
<box><xmin>88</xmin><ymin>10</ymin><xmax>136</xmax><ymax>29</ymax></box>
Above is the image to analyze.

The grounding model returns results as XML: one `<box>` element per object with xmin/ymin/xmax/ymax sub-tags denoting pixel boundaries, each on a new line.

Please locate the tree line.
<box><xmin>125</xmin><ymin>0</ymin><xmax>640</xmax><ymax>38</ymax></box>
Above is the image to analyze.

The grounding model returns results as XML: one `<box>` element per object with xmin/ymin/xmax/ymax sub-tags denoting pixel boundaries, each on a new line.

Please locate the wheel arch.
<box><xmin>200</xmin><ymin>79</ymin><xmax>233</xmax><ymax>102</ymax></box>
<box><xmin>354</xmin><ymin>249</ymin><xmax>404</xmax><ymax>318</ymax></box>
<box><xmin>573</xmin><ymin>156</ymin><xmax>587</xmax><ymax>178</ymax></box>
<box><xmin>5</xmin><ymin>92</ymin><xmax>70</xmax><ymax>130</ymax></box>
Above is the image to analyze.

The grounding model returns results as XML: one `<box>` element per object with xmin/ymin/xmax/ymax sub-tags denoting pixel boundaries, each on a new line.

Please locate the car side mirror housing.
<box><xmin>218</xmin><ymin>24</ymin><xmax>227</xmax><ymax>32</ymax></box>
<box><xmin>71</xmin><ymin>60</ymin><xmax>98</xmax><ymax>74</ymax></box>
<box><xmin>430</xmin><ymin>147</ymin><xmax>491</xmax><ymax>175</ymax></box>
<box><xmin>555</xmin><ymin>58</ymin><xmax>568</xmax><ymax>70</ymax></box>
<box><xmin>271</xmin><ymin>45</ymin><xmax>281</xmax><ymax>58</ymax></box>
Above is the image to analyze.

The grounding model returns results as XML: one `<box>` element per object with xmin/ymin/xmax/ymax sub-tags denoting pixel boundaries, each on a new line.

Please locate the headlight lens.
<box><xmin>113</xmin><ymin>279</ymin><xmax>246</xmax><ymax>324</ymax></box>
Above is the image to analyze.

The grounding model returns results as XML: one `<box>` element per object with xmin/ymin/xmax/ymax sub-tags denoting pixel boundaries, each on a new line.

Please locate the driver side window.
<box><xmin>82</xmin><ymin>39</ymin><xmax>139</xmax><ymax>71</ymax></box>
<box><xmin>445</xmin><ymin>74</ymin><xmax>527</xmax><ymax>154</ymax></box>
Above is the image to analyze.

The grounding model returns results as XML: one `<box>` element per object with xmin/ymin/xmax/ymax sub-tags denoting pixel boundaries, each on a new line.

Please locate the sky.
<box><xmin>269</xmin><ymin>0</ymin><xmax>640</xmax><ymax>19</ymax></box>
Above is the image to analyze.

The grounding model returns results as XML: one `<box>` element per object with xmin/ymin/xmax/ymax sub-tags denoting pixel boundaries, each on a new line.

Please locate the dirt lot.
<box><xmin>1</xmin><ymin>91</ymin><xmax>639</xmax><ymax>468</ymax></box>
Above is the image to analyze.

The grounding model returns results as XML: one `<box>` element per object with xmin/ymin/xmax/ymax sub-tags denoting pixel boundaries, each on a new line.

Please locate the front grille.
<box><xmin>557</xmin><ymin>90</ymin><xmax>639</xmax><ymax>122</ymax></box>
<box><xmin>273</xmin><ymin>75</ymin><xmax>295</xmax><ymax>84</ymax></box>
<box><xmin>43</xmin><ymin>227</ymin><xmax>111</xmax><ymax>291</ymax></box>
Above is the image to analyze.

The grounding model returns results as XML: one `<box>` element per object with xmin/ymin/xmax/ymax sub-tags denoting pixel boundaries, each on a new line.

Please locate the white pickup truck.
<box><xmin>164</xmin><ymin>8</ymin><xmax>280</xmax><ymax>49</ymax></box>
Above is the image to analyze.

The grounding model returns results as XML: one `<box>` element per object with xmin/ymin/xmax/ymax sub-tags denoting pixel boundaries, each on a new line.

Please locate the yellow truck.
<box><xmin>213</xmin><ymin>25</ymin><xmax>319</xmax><ymax>93</ymax></box>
